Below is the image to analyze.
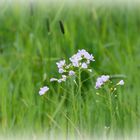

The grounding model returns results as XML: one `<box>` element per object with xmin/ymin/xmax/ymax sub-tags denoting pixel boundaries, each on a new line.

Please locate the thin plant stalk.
<box><xmin>78</xmin><ymin>68</ymin><xmax>82</xmax><ymax>131</ymax></box>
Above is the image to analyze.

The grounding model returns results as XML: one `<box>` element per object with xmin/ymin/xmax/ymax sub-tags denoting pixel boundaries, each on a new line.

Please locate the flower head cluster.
<box><xmin>70</xmin><ymin>49</ymin><xmax>95</xmax><ymax>68</ymax></box>
<box><xmin>39</xmin><ymin>49</ymin><xmax>94</xmax><ymax>95</ymax></box>
<box><xmin>95</xmin><ymin>75</ymin><xmax>110</xmax><ymax>89</ymax></box>
<box><xmin>56</xmin><ymin>60</ymin><xmax>66</xmax><ymax>73</ymax></box>
<box><xmin>95</xmin><ymin>75</ymin><xmax>125</xmax><ymax>90</ymax></box>
<box><xmin>50</xmin><ymin>49</ymin><xmax>94</xmax><ymax>84</ymax></box>
<box><xmin>38</xmin><ymin>49</ymin><xmax>125</xmax><ymax>96</ymax></box>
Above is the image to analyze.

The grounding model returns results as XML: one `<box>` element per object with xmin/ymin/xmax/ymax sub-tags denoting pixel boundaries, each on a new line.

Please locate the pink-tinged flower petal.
<box><xmin>39</xmin><ymin>86</ymin><xmax>49</xmax><ymax>95</ymax></box>
<box><xmin>69</xmin><ymin>70</ymin><xmax>75</xmax><ymax>76</ymax></box>
<box><xmin>81</xmin><ymin>63</ymin><xmax>88</xmax><ymax>69</ymax></box>
<box><xmin>95</xmin><ymin>75</ymin><xmax>110</xmax><ymax>89</ymax></box>
<box><xmin>56</xmin><ymin>60</ymin><xmax>65</xmax><ymax>68</ymax></box>
<box><xmin>50</xmin><ymin>78</ymin><xmax>58</xmax><ymax>82</ymax></box>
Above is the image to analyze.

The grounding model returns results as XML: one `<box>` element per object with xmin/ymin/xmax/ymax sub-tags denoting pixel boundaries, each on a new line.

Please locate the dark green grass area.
<box><xmin>0</xmin><ymin>3</ymin><xmax>140</xmax><ymax>137</ymax></box>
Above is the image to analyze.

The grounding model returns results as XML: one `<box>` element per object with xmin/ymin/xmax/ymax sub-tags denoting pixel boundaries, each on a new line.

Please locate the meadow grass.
<box><xmin>0</xmin><ymin>2</ymin><xmax>140</xmax><ymax>139</ymax></box>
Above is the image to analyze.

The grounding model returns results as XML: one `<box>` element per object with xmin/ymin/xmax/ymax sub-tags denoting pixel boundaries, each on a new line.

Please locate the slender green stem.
<box><xmin>108</xmin><ymin>91</ymin><xmax>113</xmax><ymax>129</ymax></box>
<box><xmin>78</xmin><ymin>69</ymin><xmax>82</xmax><ymax>95</ymax></box>
<box><xmin>65</xmin><ymin>83</ymin><xmax>69</xmax><ymax>140</ymax></box>
<box><xmin>78</xmin><ymin>69</ymin><xmax>82</xmax><ymax>131</ymax></box>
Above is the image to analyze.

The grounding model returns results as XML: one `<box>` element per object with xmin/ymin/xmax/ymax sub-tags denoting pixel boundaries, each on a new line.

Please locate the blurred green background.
<box><xmin>0</xmin><ymin>2</ymin><xmax>140</xmax><ymax>137</ymax></box>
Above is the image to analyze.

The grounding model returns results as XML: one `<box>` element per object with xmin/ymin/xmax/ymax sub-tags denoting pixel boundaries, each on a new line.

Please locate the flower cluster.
<box><xmin>38</xmin><ymin>49</ymin><xmax>124</xmax><ymax>95</ymax></box>
<box><xmin>56</xmin><ymin>60</ymin><xmax>66</xmax><ymax>74</ymax></box>
<box><xmin>95</xmin><ymin>75</ymin><xmax>110</xmax><ymax>89</ymax></box>
<box><xmin>39</xmin><ymin>49</ymin><xmax>94</xmax><ymax>95</ymax></box>
<box><xmin>70</xmin><ymin>49</ymin><xmax>95</xmax><ymax>68</ymax></box>
<box><xmin>95</xmin><ymin>75</ymin><xmax>124</xmax><ymax>89</ymax></box>
<box><xmin>50</xmin><ymin>49</ymin><xmax>94</xmax><ymax>84</ymax></box>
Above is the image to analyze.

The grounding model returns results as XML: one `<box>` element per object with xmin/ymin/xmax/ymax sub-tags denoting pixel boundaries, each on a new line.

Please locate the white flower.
<box><xmin>95</xmin><ymin>75</ymin><xmax>110</xmax><ymax>89</ymax></box>
<box><xmin>95</xmin><ymin>78</ymin><xmax>103</xmax><ymax>89</ymax></box>
<box><xmin>62</xmin><ymin>75</ymin><xmax>67</xmax><ymax>81</ymax></box>
<box><xmin>50</xmin><ymin>78</ymin><xmax>58</xmax><ymax>82</ymax></box>
<box><xmin>81</xmin><ymin>63</ymin><xmax>88</xmax><ymax>69</ymax></box>
<box><xmin>69</xmin><ymin>54</ymin><xmax>81</xmax><ymax>67</ymax></box>
<box><xmin>56</xmin><ymin>60</ymin><xmax>65</xmax><ymax>68</ymax></box>
<box><xmin>39</xmin><ymin>86</ymin><xmax>49</xmax><ymax>95</ymax></box>
<box><xmin>78</xmin><ymin>49</ymin><xmax>94</xmax><ymax>61</ymax></box>
<box><xmin>56</xmin><ymin>75</ymin><xmax>67</xmax><ymax>83</ymax></box>
<box><xmin>117</xmin><ymin>80</ymin><xmax>124</xmax><ymax>86</ymax></box>
<box><xmin>101</xmin><ymin>75</ymin><xmax>110</xmax><ymax>82</ymax></box>
<box><xmin>69</xmin><ymin>70</ymin><xmax>75</xmax><ymax>76</ymax></box>
<box><xmin>58</xmin><ymin>79</ymin><xmax>62</xmax><ymax>83</ymax></box>
<box><xmin>70</xmin><ymin>49</ymin><xmax>95</xmax><ymax>68</ymax></box>
<box><xmin>50</xmin><ymin>75</ymin><xmax>67</xmax><ymax>83</ymax></box>
<box><xmin>58</xmin><ymin>68</ymin><xmax>65</xmax><ymax>73</ymax></box>
<box><xmin>56</xmin><ymin>60</ymin><xmax>66</xmax><ymax>73</ymax></box>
